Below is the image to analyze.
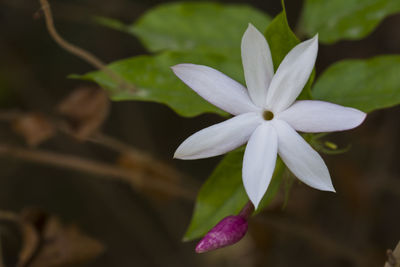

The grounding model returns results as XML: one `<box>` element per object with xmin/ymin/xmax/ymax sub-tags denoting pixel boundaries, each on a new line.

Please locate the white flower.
<box><xmin>172</xmin><ymin>24</ymin><xmax>366</xmax><ymax>208</ymax></box>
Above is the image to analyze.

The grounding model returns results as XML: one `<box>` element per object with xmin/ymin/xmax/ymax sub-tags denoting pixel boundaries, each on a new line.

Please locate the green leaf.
<box><xmin>300</xmin><ymin>0</ymin><xmax>400</xmax><ymax>44</ymax></box>
<box><xmin>312</xmin><ymin>55</ymin><xmax>400</xmax><ymax>112</ymax></box>
<box><xmin>86</xmin><ymin>3</ymin><xmax>272</xmax><ymax>117</ymax></box>
<box><xmin>72</xmin><ymin>51</ymin><xmax>253</xmax><ymax>117</ymax></box>
<box><xmin>93</xmin><ymin>16</ymin><xmax>127</xmax><ymax>32</ymax></box>
<box><xmin>264</xmin><ymin>9</ymin><xmax>314</xmax><ymax>100</ymax></box>
<box><xmin>264</xmin><ymin>11</ymin><xmax>299</xmax><ymax>69</ymax></box>
<box><xmin>183</xmin><ymin>149</ymin><xmax>284</xmax><ymax>241</ymax></box>
<box><xmin>99</xmin><ymin>2</ymin><xmax>270</xmax><ymax>57</ymax></box>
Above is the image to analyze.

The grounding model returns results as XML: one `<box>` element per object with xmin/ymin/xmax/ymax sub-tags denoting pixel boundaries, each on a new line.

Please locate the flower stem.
<box><xmin>238</xmin><ymin>201</ymin><xmax>254</xmax><ymax>219</ymax></box>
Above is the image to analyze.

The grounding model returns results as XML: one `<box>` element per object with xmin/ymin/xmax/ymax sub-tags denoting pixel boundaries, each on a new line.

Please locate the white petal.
<box><xmin>266</xmin><ymin>35</ymin><xmax>319</xmax><ymax>112</ymax></box>
<box><xmin>242</xmin><ymin>123</ymin><xmax>277</xmax><ymax>208</ymax></box>
<box><xmin>241</xmin><ymin>24</ymin><xmax>274</xmax><ymax>107</ymax></box>
<box><xmin>277</xmin><ymin>100</ymin><xmax>366</xmax><ymax>133</ymax></box>
<box><xmin>273</xmin><ymin>119</ymin><xmax>335</xmax><ymax>192</ymax></box>
<box><xmin>171</xmin><ymin>64</ymin><xmax>258</xmax><ymax>115</ymax></box>
<box><xmin>174</xmin><ymin>113</ymin><xmax>262</xmax><ymax>160</ymax></box>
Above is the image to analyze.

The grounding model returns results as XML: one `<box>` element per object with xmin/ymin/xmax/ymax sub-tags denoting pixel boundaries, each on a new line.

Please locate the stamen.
<box><xmin>262</xmin><ymin>110</ymin><xmax>274</xmax><ymax>121</ymax></box>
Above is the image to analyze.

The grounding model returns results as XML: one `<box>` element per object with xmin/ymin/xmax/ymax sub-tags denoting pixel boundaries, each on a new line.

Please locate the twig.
<box><xmin>0</xmin><ymin>211</ymin><xmax>20</xmax><ymax>222</ymax></box>
<box><xmin>88</xmin><ymin>132</ymin><xmax>198</xmax><ymax>185</ymax></box>
<box><xmin>60</xmin><ymin>126</ymin><xmax>198</xmax><ymax>190</ymax></box>
<box><xmin>0</xmin><ymin>144</ymin><xmax>195</xmax><ymax>200</ymax></box>
<box><xmin>88</xmin><ymin>132</ymin><xmax>136</xmax><ymax>154</ymax></box>
<box><xmin>37</xmin><ymin>0</ymin><xmax>138</xmax><ymax>93</ymax></box>
<box><xmin>0</xmin><ymin>110</ymin><xmax>198</xmax><ymax>198</ymax></box>
<box><xmin>0</xmin><ymin>110</ymin><xmax>23</xmax><ymax>121</ymax></box>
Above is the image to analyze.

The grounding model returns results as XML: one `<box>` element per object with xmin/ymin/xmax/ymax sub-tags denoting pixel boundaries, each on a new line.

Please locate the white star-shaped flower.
<box><xmin>172</xmin><ymin>24</ymin><xmax>366</xmax><ymax>208</ymax></box>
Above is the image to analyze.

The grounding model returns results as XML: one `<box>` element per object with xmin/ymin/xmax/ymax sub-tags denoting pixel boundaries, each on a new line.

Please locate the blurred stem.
<box><xmin>0</xmin><ymin>110</ymin><xmax>198</xmax><ymax>199</ymax></box>
<box><xmin>238</xmin><ymin>201</ymin><xmax>254</xmax><ymax>219</ymax></box>
<box><xmin>293</xmin><ymin>6</ymin><xmax>307</xmax><ymax>40</ymax></box>
<box><xmin>0</xmin><ymin>143</ymin><xmax>195</xmax><ymax>200</ymax></box>
<box><xmin>88</xmin><ymin>132</ymin><xmax>198</xmax><ymax>187</ymax></box>
<box><xmin>282</xmin><ymin>172</ymin><xmax>294</xmax><ymax>210</ymax></box>
<box><xmin>37</xmin><ymin>0</ymin><xmax>138</xmax><ymax>93</ymax></box>
<box><xmin>0</xmin><ymin>110</ymin><xmax>22</xmax><ymax>121</ymax></box>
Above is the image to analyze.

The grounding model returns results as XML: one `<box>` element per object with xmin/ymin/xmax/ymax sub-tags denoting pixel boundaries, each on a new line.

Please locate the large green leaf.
<box><xmin>98</xmin><ymin>2</ymin><xmax>270</xmax><ymax>57</ymax></box>
<box><xmin>264</xmin><ymin>11</ymin><xmax>299</xmax><ymax>70</ymax></box>
<box><xmin>72</xmin><ymin>51</ymin><xmax>252</xmax><ymax>117</ymax></box>
<box><xmin>312</xmin><ymin>55</ymin><xmax>400</xmax><ymax>112</ymax></box>
<box><xmin>265</xmin><ymin>9</ymin><xmax>315</xmax><ymax>100</ymax></box>
<box><xmin>86</xmin><ymin>2</ymin><xmax>272</xmax><ymax>117</ymax></box>
<box><xmin>183</xmin><ymin>149</ymin><xmax>285</xmax><ymax>241</ymax></box>
<box><xmin>300</xmin><ymin>0</ymin><xmax>400</xmax><ymax>44</ymax></box>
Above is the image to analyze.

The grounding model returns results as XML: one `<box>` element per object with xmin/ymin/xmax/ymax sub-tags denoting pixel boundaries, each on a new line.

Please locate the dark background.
<box><xmin>0</xmin><ymin>0</ymin><xmax>399</xmax><ymax>266</ymax></box>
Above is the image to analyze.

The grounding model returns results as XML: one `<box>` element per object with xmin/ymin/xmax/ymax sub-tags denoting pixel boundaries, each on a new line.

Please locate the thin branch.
<box><xmin>0</xmin><ymin>211</ymin><xmax>20</xmax><ymax>222</ymax></box>
<box><xmin>0</xmin><ymin>110</ymin><xmax>23</xmax><ymax>121</ymax></box>
<box><xmin>38</xmin><ymin>0</ymin><xmax>138</xmax><ymax>93</ymax></box>
<box><xmin>0</xmin><ymin>144</ymin><xmax>195</xmax><ymax>200</ymax></box>
<box><xmin>89</xmin><ymin>132</ymin><xmax>136</xmax><ymax>154</ymax></box>
<box><xmin>0</xmin><ymin>110</ymin><xmax>198</xmax><ymax>198</ymax></box>
<box><xmin>88</xmin><ymin>132</ymin><xmax>198</xmax><ymax>185</ymax></box>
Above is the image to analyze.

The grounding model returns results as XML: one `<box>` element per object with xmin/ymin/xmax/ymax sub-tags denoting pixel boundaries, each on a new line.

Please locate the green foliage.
<box><xmin>312</xmin><ymin>55</ymin><xmax>400</xmax><ymax>112</ymax></box>
<box><xmin>98</xmin><ymin>2</ymin><xmax>270</xmax><ymax>57</ymax></box>
<box><xmin>264</xmin><ymin>9</ymin><xmax>314</xmax><ymax>100</ymax></box>
<box><xmin>300</xmin><ymin>0</ymin><xmax>400</xmax><ymax>43</ymax></box>
<box><xmin>82</xmin><ymin>2</ymin><xmax>271</xmax><ymax>117</ymax></box>
<box><xmin>264</xmin><ymin>11</ymin><xmax>299</xmax><ymax>69</ymax></box>
<box><xmin>73</xmin><ymin>51</ymin><xmax>249</xmax><ymax>117</ymax></box>
<box><xmin>183</xmin><ymin>149</ymin><xmax>284</xmax><ymax>241</ymax></box>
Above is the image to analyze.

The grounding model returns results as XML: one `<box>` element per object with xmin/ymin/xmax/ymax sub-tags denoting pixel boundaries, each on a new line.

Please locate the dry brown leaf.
<box><xmin>0</xmin><ymin>210</ymin><xmax>39</xmax><ymax>267</ymax></box>
<box><xmin>0</xmin><ymin>209</ymin><xmax>104</xmax><ymax>267</ymax></box>
<box><xmin>57</xmin><ymin>86</ymin><xmax>109</xmax><ymax>140</ymax></box>
<box><xmin>385</xmin><ymin>241</ymin><xmax>400</xmax><ymax>267</ymax></box>
<box><xmin>28</xmin><ymin>216</ymin><xmax>105</xmax><ymax>267</ymax></box>
<box><xmin>12</xmin><ymin>113</ymin><xmax>55</xmax><ymax>147</ymax></box>
<box><xmin>16</xmin><ymin>222</ymin><xmax>39</xmax><ymax>267</ymax></box>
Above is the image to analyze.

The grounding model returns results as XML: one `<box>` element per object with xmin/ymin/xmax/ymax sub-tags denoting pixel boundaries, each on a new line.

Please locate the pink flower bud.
<box><xmin>195</xmin><ymin>215</ymin><xmax>248</xmax><ymax>253</ymax></box>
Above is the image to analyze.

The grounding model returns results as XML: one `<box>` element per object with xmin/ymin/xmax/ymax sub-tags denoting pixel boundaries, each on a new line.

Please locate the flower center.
<box><xmin>262</xmin><ymin>110</ymin><xmax>274</xmax><ymax>121</ymax></box>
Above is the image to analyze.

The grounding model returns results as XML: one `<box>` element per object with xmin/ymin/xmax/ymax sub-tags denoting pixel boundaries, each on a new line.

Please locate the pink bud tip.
<box><xmin>195</xmin><ymin>215</ymin><xmax>248</xmax><ymax>253</ymax></box>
